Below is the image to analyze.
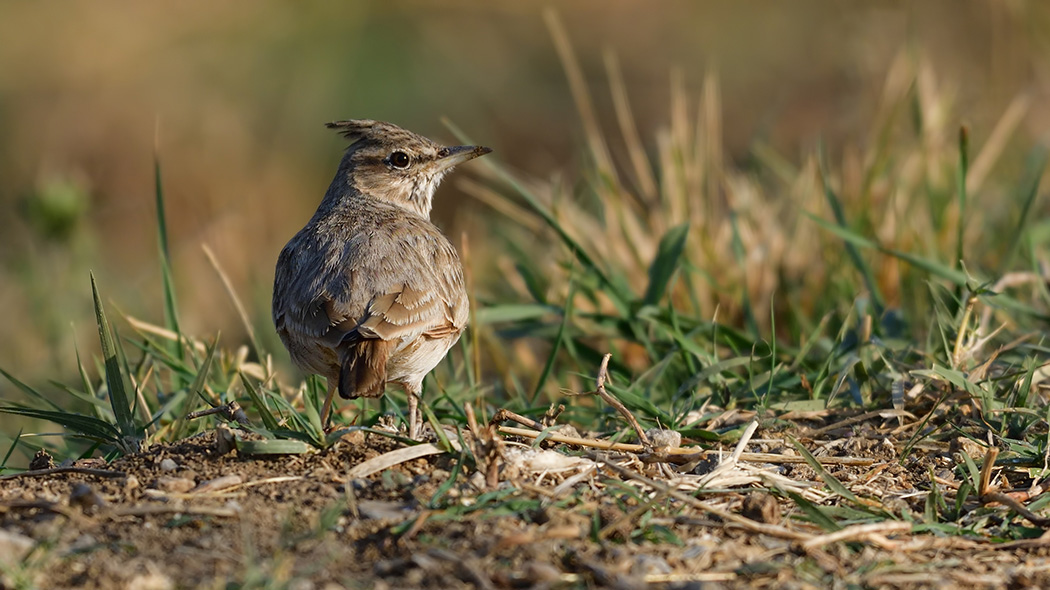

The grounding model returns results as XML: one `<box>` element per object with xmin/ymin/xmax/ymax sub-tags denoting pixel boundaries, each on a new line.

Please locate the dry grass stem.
<box><xmin>802</xmin><ymin>521</ymin><xmax>913</xmax><ymax>551</ymax></box>
<box><xmin>202</xmin><ymin>243</ymin><xmax>259</xmax><ymax>357</ymax></box>
<box><xmin>979</xmin><ymin>446</ymin><xmax>999</xmax><ymax>496</ymax></box>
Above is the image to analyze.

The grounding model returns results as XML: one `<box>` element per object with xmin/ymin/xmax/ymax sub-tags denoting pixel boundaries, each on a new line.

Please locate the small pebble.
<box><xmin>125</xmin><ymin>569</ymin><xmax>174</xmax><ymax>590</ymax></box>
<box><xmin>741</xmin><ymin>492</ymin><xmax>781</xmax><ymax>524</ymax></box>
<box><xmin>646</xmin><ymin>428</ymin><xmax>682</xmax><ymax>449</ymax></box>
<box><xmin>155</xmin><ymin>476</ymin><xmax>196</xmax><ymax>493</ymax></box>
<box><xmin>631</xmin><ymin>555</ymin><xmax>672</xmax><ymax>577</ymax></box>
<box><xmin>67</xmin><ymin>534</ymin><xmax>98</xmax><ymax>554</ymax></box>
<box><xmin>0</xmin><ymin>529</ymin><xmax>34</xmax><ymax>568</ymax></box>
<box><xmin>158</xmin><ymin>458</ymin><xmax>178</xmax><ymax>472</ymax></box>
<box><xmin>215</xmin><ymin>423</ymin><xmax>237</xmax><ymax>455</ymax></box>
<box><xmin>191</xmin><ymin>474</ymin><xmax>242</xmax><ymax>493</ymax></box>
<box><xmin>69</xmin><ymin>483</ymin><xmax>106</xmax><ymax>513</ymax></box>
<box><xmin>176</xmin><ymin>469</ymin><xmax>199</xmax><ymax>482</ymax></box>
<box><xmin>124</xmin><ymin>474</ymin><xmax>140</xmax><ymax>491</ymax></box>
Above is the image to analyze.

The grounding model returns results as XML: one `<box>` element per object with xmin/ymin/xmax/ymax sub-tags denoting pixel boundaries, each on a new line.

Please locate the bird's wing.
<box><xmin>274</xmin><ymin>217</ymin><xmax>467</xmax><ymax>399</ymax></box>
<box><xmin>336</xmin><ymin>225</ymin><xmax>467</xmax><ymax>398</ymax></box>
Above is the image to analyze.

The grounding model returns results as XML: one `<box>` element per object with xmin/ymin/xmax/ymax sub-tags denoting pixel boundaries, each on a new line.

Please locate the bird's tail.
<box><xmin>338</xmin><ymin>339</ymin><xmax>390</xmax><ymax>399</ymax></box>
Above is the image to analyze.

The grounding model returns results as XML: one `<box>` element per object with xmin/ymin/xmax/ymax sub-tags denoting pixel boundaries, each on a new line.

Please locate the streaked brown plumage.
<box><xmin>272</xmin><ymin>119</ymin><xmax>490</xmax><ymax>438</ymax></box>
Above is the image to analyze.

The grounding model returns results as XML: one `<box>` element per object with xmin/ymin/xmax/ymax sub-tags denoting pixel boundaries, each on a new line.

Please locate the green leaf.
<box><xmin>643</xmin><ymin>222</ymin><xmax>689</xmax><ymax>306</ymax></box>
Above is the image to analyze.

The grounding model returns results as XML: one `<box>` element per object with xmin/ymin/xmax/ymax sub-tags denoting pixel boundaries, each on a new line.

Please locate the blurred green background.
<box><xmin>1</xmin><ymin>0</ymin><xmax>1047</xmax><ymax>389</ymax></box>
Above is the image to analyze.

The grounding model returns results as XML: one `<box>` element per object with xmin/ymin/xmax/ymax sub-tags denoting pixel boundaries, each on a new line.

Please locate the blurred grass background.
<box><xmin>2</xmin><ymin>1</ymin><xmax>1049</xmax><ymax>419</ymax></box>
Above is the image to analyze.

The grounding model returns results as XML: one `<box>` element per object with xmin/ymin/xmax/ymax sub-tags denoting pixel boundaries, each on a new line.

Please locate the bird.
<box><xmin>272</xmin><ymin>119</ymin><xmax>490</xmax><ymax>439</ymax></box>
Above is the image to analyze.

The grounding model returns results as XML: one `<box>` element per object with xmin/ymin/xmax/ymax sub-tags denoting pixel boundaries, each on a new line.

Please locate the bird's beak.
<box><xmin>435</xmin><ymin>145</ymin><xmax>492</xmax><ymax>171</ymax></box>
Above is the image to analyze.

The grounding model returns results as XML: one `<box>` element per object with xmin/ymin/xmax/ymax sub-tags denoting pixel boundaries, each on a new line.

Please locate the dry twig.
<box><xmin>0</xmin><ymin>466</ymin><xmax>126</xmax><ymax>481</ymax></box>
<box><xmin>466</xmin><ymin>402</ymin><xmax>502</xmax><ymax>489</ymax></box>
<box><xmin>589</xmin><ymin>451</ymin><xmax>813</xmax><ymax>542</ymax></box>
<box><xmin>499</xmin><ymin>426</ymin><xmax>874</xmax><ymax>466</ymax></box>
<box><xmin>809</xmin><ymin>409</ymin><xmax>914</xmax><ymax>437</ymax></box>
<box><xmin>490</xmin><ymin>408</ymin><xmax>545</xmax><ymax>431</ymax></box>
<box><xmin>108</xmin><ymin>504</ymin><xmax>239</xmax><ymax>518</ymax></box>
<box><xmin>577</xmin><ymin>353</ymin><xmax>651</xmax><ymax>446</ymax></box>
<box><xmin>186</xmin><ymin>401</ymin><xmax>250</xmax><ymax>425</ymax></box>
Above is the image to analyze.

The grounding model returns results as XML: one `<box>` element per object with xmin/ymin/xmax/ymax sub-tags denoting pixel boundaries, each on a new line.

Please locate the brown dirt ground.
<box><xmin>3</xmin><ymin>411</ymin><xmax>1050</xmax><ymax>590</ymax></box>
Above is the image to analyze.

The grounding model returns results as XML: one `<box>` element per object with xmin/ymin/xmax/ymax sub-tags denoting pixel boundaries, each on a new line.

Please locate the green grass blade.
<box><xmin>1001</xmin><ymin>146</ymin><xmax>1047</xmax><ymax>273</ymax></box>
<box><xmin>0</xmin><ymin>367</ymin><xmax>64</xmax><ymax>412</ymax></box>
<box><xmin>0</xmin><ymin>405</ymin><xmax>122</xmax><ymax>443</ymax></box>
<box><xmin>817</xmin><ymin>152</ymin><xmax>884</xmax><ymax>315</ymax></box>
<box><xmin>1</xmin><ymin>428</ymin><xmax>23</xmax><ymax>469</ymax></box>
<box><xmin>475</xmin><ymin>304</ymin><xmax>558</xmax><ymax>325</ymax></box>
<box><xmin>959</xmin><ymin>449</ymin><xmax>982</xmax><ymax>491</ymax></box>
<box><xmin>443</xmin><ymin>118</ymin><xmax>631</xmax><ymax>315</ymax></box>
<box><xmin>242</xmin><ymin>373</ymin><xmax>282</xmax><ymax>432</ymax></box>
<box><xmin>47</xmin><ymin>381</ymin><xmax>108</xmax><ymax>411</ymax></box>
<box><xmin>788</xmin><ymin>435</ymin><xmax>862</xmax><ymax>506</ymax></box>
<box><xmin>954</xmin><ymin>126</ymin><xmax>969</xmax><ymax>275</ymax></box>
<box><xmin>532</xmin><ymin>278</ymin><xmax>576</xmax><ymax>402</ymax></box>
<box><xmin>171</xmin><ymin>334</ymin><xmax>220</xmax><ymax>441</ymax></box>
<box><xmin>154</xmin><ymin>152</ymin><xmax>181</xmax><ymax>339</ymax></box>
<box><xmin>729</xmin><ymin>212</ymin><xmax>758</xmax><ymax>336</ymax></box>
<box><xmin>786</xmin><ymin>491</ymin><xmax>842</xmax><ymax>532</ymax></box>
<box><xmin>74</xmin><ymin>343</ymin><xmax>97</xmax><ymax>400</ymax></box>
<box><xmin>302</xmin><ymin>376</ymin><xmax>324</xmax><ymax>436</ymax></box>
<box><xmin>643</xmin><ymin>222</ymin><xmax>689</xmax><ymax>306</ymax></box>
<box><xmin>428</xmin><ymin>447</ymin><xmax>465</xmax><ymax>508</ymax></box>
<box><xmin>423</xmin><ymin>402</ymin><xmax>453</xmax><ymax>452</ymax></box>
<box><xmin>91</xmin><ymin>273</ymin><xmax>140</xmax><ymax>447</ymax></box>
<box><xmin>806</xmin><ymin>213</ymin><xmax>970</xmax><ymax>285</ymax></box>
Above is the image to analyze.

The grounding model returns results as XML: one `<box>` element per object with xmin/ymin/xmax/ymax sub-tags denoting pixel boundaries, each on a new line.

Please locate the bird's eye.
<box><xmin>389</xmin><ymin>151</ymin><xmax>411</xmax><ymax>169</ymax></box>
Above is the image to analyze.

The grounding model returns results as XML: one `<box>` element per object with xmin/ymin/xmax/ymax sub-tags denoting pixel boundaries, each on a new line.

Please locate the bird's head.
<box><xmin>325</xmin><ymin>119</ymin><xmax>491</xmax><ymax>218</ymax></box>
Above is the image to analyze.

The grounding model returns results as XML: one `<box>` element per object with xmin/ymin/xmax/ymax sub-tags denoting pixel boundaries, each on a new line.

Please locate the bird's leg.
<box><xmin>321</xmin><ymin>378</ymin><xmax>337</xmax><ymax>429</ymax></box>
<box><xmin>407</xmin><ymin>388</ymin><xmax>420</xmax><ymax>440</ymax></box>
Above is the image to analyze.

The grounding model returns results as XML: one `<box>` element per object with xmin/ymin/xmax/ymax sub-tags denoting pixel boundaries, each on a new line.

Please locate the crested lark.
<box><xmin>272</xmin><ymin>119</ymin><xmax>490</xmax><ymax>439</ymax></box>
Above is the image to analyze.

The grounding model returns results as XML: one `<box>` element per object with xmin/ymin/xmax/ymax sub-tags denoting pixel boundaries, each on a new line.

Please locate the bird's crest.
<box><xmin>325</xmin><ymin>119</ymin><xmax>379</xmax><ymax>143</ymax></box>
